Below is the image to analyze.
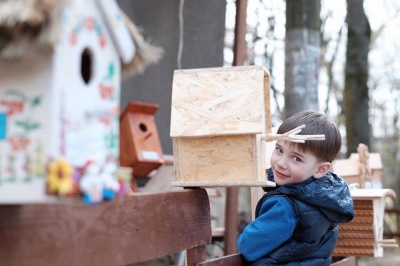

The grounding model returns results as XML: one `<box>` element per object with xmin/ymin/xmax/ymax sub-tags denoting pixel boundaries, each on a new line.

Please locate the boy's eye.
<box><xmin>293</xmin><ymin>156</ymin><xmax>302</xmax><ymax>162</ymax></box>
<box><xmin>276</xmin><ymin>147</ymin><xmax>283</xmax><ymax>153</ymax></box>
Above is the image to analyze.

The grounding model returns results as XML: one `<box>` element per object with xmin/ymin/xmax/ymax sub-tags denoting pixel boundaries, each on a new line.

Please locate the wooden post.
<box><xmin>224</xmin><ymin>0</ymin><xmax>248</xmax><ymax>255</ymax></box>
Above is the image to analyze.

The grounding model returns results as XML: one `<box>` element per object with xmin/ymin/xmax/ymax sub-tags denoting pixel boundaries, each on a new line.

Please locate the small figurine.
<box><xmin>79</xmin><ymin>159</ymin><xmax>120</xmax><ymax>204</ymax></box>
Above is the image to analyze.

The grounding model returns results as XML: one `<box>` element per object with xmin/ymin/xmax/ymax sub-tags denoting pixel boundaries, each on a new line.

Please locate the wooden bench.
<box><xmin>0</xmin><ymin>189</ymin><xmax>215</xmax><ymax>266</ymax></box>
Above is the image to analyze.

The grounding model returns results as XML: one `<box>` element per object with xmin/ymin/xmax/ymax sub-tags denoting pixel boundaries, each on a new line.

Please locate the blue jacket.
<box><xmin>238</xmin><ymin>169</ymin><xmax>354</xmax><ymax>266</ymax></box>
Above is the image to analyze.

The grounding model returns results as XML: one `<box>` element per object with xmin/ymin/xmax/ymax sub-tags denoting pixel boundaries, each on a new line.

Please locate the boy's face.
<box><xmin>270</xmin><ymin>141</ymin><xmax>331</xmax><ymax>186</ymax></box>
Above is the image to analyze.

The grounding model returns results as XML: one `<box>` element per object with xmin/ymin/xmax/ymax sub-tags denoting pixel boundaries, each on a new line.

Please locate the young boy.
<box><xmin>237</xmin><ymin>110</ymin><xmax>354</xmax><ymax>266</ymax></box>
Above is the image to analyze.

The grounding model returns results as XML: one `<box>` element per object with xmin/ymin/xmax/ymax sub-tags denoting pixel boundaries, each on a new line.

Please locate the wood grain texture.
<box><xmin>263</xmin><ymin>71</ymin><xmax>271</xmax><ymax>133</ymax></box>
<box><xmin>172</xmin><ymin>181</ymin><xmax>275</xmax><ymax>188</ymax></box>
<box><xmin>173</xmin><ymin>136</ymin><xmax>256</xmax><ymax>183</ymax></box>
<box><xmin>170</xmin><ymin>66</ymin><xmax>270</xmax><ymax>137</ymax></box>
<box><xmin>0</xmin><ymin>189</ymin><xmax>211</xmax><ymax>266</ymax></box>
<box><xmin>197</xmin><ymin>253</ymin><xmax>244</xmax><ymax>266</ymax></box>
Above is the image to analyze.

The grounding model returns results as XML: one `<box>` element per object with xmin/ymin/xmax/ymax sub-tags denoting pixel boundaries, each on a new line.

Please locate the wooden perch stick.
<box><xmin>378</xmin><ymin>243</ymin><xmax>399</xmax><ymax>248</ymax></box>
<box><xmin>378</xmin><ymin>239</ymin><xmax>397</xmax><ymax>244</ymax></box>
<box><xmin>262</xmin><ymin>125</ymin><xmax>325</xmax><ymax>143</ymax></box>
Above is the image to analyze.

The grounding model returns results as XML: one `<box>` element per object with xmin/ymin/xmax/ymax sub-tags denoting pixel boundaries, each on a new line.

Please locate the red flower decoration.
<box><xmin>85</xmin><ymin>17</ymin><xmax>95</xmax><ymax>31</ymax></box>
<box><xmin>99</xmin><ymin>34</ymin><xmax>107</xmax><ymax>48</ymax></box>
<box><xmin>70</xmin><ymin>31</ymin><xmax>77</xmax><ymax>45</ymax></box>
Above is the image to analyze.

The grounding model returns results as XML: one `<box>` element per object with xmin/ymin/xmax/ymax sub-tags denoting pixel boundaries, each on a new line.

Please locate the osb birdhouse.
<box><xmin>170</xmin><ymin>66</ymin><xmax>275</xmax><ymax>187</ymax></box>
<box><xmin>120</xmin><ymin>101</ymin><xmax>164</xmax><ymax>177</ymax></box>
<box><xmin>333</xmin><ymin>188</ymin><xmax>398</xmax><ymax>258</ymax></box>
<box><xmin>0</xmin><ymin>0</ymin><xmax>162</xmax><ymax>203</ymax></box>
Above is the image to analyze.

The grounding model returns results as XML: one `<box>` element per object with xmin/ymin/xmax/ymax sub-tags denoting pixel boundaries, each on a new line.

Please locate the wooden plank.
<box><xmin>335</xmin><ymin>240</ymin><xmax>375</xmax><ymax>248</ymax></box>
<box><xmin>197</xmin><ymin>253</ymin><xmax>244</xmax><ymax>266</ymax></box>
<box><xmin>354</xmin><ymin>209</ymin><xmax>374</xmax><ymax>216</ymax></box>
<box><xmin>263</xmin><ymin>71</ymin><xmax>271</xmax><ymax>133</ymax></box>
<box><xmin>351</xmin><ymin>188</ymin><xmax>396</xmax><ymax>199</ymax></box>
<box><xmin>337</xmin><ymin>232</ymin><xmax>374</xmax><ymax>240</ymax></box>
<box><xmin>333</xmin><ymin>248</ymin><xmax>375</xmax><ymax>257</ymax></box>
<box><xmin>187</xmin><ymin>246</ymin><xmax>207</xmax><ymax>266</ymax></box>
<box><xmin>172</xmin><ymin>180</ymin><xmax>275</xmax><ymax>188</ymax></box>
<box><xmin>170</xmin><ymin>66</ymin><xmax>268</xmax><ymax>137</ymax></box>
<box><xmin>0</xmin><ymin>189</ymin><xmax>211</xmax><ymax>265</ymax></box>
<box><xmin>339</xmin><ymin>224</ymin><xmax>373</xmax><ymax>231</ymax></box>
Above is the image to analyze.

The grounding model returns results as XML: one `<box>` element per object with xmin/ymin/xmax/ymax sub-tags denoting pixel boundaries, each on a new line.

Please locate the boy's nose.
<box><xmin>276</xmin><ymin>156</ymin><xmax>288</xmax><ymax>169</ymax></box>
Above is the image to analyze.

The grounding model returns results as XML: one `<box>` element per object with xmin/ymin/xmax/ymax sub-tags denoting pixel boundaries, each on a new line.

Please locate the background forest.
<box><xmin>224</xmin><ymin>0</ymin><xmax>400</xmax><ymax>202</ymax></box>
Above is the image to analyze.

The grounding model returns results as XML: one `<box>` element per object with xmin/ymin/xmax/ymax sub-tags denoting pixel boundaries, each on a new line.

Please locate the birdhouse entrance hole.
<box><xmin>81</xmin><ymin>47</ymin><xmax>93</xmax><ymax>84</ymax></box>
<box><xmin>139</xmin><ymin>123</ymin><xmax>147</xmax><ymax>132</ymax></box>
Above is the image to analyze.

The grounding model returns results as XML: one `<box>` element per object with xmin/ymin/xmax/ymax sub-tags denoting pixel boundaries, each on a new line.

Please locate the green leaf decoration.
<box><xmin>6</xmin><ymin>90</ymin><xmax>26</xmax><ymax>101</ymax></box>
<box><xmin>31</xmin><ymin>96</ymin><xmax>42</xmax><ymax>107</ymax></box>
<box><xmin>15</xmin><ymin>120</ymin><xmax>29</xmax><ymax>130</ymax></box>
<box><xmin>27</xmin><ymin>122</ymin><xmax>40</xmax><ymax>131</ymax></box>
<box><xmin>108</xmin><ymin>63</ymin><xmax>115</xmax><ymax>77</ymax></box>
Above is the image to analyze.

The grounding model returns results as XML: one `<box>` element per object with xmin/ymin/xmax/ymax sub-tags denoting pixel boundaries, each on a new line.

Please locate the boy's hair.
<box><xmin>277</xmin><ymin>110</ymin><xmax>341</xmax><ymax>162</ymax></box>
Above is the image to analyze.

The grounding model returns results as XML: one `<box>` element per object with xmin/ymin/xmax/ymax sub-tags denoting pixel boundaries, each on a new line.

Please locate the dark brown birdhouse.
<box><xmin>120</xmin><ymin>101</ymin><xmax>164</xmax><ymax>177</ymax></box>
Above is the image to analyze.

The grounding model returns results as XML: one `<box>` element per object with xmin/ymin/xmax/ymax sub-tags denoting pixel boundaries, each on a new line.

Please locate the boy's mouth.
<box><xmin>274</xmin><ymin>169</ymin><xmax>290</xmax><ymax>179</ymax></box>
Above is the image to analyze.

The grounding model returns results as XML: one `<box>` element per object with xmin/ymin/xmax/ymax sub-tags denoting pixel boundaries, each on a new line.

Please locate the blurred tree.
<box><xmin>344</xmin><ymin>0</ymin><xmax>371</xmax><ymax>155</ymax></box>
<box><xmin>284</xmin><ymin>0</ymin><xmax>321</xmax><ymax>118</ymax></box>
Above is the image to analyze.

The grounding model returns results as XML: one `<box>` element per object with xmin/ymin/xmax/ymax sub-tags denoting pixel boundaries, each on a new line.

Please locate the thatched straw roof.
<box><xmin>0</xmin><ymin>0</ymin><xmax>163</xmax><ymax>77</ymax></box>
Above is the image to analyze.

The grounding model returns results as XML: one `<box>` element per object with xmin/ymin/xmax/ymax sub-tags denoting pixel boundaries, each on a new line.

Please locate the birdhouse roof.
<box><xmin>349</xmin><ymin>153</ymin><xmax>383</xmax><ymax>170</ymax></box>
<box><xmin>170</xmin><ymin>66</ymin><xmax>271</xmax><ymax>138</ymax></box>
<box><xmin>120</xmin><ymin>101</ymin><xmax>159</xmax><ymax>120</ymax></box>
<box><xmin>0</xmin><ymin>0</ymin><xmax>162</xmax><ymax>78</ymax></box>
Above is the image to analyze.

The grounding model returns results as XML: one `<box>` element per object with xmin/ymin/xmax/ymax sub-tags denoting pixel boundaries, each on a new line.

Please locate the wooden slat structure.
<box><xmin>333</xmin><ymin>188</ymin><xmax>398</xmax><ymax>257</ymax></box>
<box><xmin>0</xmin><ymin>189</ymin><xmax>211</xmax><ymax>266</ymax></box>
<box><xmin>170</xmin><ymin>66</ymin><xmax>274</xmax><ymax>187</ymax></box>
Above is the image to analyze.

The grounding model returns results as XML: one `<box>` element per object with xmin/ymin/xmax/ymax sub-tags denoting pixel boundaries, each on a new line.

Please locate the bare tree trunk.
<box><xmin>284</xmin><ymin>0</ymin><xmax>321</xmax><ymax>119</ymax></box>
<box><xmin>344</xmin><ymin>0</ymin><xmax>371</xmax><ymax>155</ymax></box>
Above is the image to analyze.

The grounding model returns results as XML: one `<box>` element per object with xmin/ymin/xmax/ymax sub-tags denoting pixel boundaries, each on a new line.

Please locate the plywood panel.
<box><xmin>170</xmin><ymin>66</ymin><xmax>270</xmax><ymax>137</ymax></box>
<box><xmin>172</xmin><ymin>135</ymin><xmax>274</xmax><ymax>187</ymax></box>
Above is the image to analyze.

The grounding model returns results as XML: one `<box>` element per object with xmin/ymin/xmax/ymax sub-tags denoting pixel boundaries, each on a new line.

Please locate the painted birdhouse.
<box><xmin>170</xmin><ymin>66</ymin><xmax>275</xmax><ymax>187</ymax></box>
<box><xmin>120</xmin><ymin>101</ymin><xmax>164</xmax><ymax>177</ymax></box>
<box><xmin>0</xmin><ymin>0</ymin><xmax>162</xmax><ymax>203</ymax></box>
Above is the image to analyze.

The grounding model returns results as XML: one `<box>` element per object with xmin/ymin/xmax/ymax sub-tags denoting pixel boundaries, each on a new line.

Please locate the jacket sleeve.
<box><xmin>237</xmin><ymin>196</ymin><xmax>297</xmax><ymax>262</ymax></box>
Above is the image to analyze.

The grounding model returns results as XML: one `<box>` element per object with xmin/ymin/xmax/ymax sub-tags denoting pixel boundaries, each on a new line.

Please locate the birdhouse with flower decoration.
<box><xmin>0</xmin><ymin>0</ymin><xmax>162</xmax><ymax>203</ymax></box>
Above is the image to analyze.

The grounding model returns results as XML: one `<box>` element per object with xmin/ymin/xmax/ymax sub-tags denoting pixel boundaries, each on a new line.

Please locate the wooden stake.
<box><xmin>262</xmin><ymin>124</ymin><xmax>325</xmax><ymax>143</ymax></box>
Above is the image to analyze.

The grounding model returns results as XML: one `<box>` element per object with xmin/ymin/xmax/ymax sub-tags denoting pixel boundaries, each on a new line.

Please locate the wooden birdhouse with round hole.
<box><xmin>120</xmin><ymin>101</ymin><xmax>164</xmax><ymax>177</ymax></box>
<box><xmin>0</xmin><ymin>0</ymin><xmax>162</xmax><ymax>203</ymax></box>
<box><xmin>170</xmin><ymin>66</ymin><xmax>275</xmax><ymax>187</ymax></box>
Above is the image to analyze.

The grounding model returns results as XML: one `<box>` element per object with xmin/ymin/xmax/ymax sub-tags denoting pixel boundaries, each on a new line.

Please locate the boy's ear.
<box><xmin>313</xmin><ymin>162</ymin><xmax>332</xmax><ymax>179</ymax></box>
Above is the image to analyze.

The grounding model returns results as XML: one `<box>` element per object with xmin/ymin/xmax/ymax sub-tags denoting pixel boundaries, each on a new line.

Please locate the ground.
<box><xmin>358</xmin><ymin>248</ymin><xmax>400</xmax><ymax>265</ymax></box>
